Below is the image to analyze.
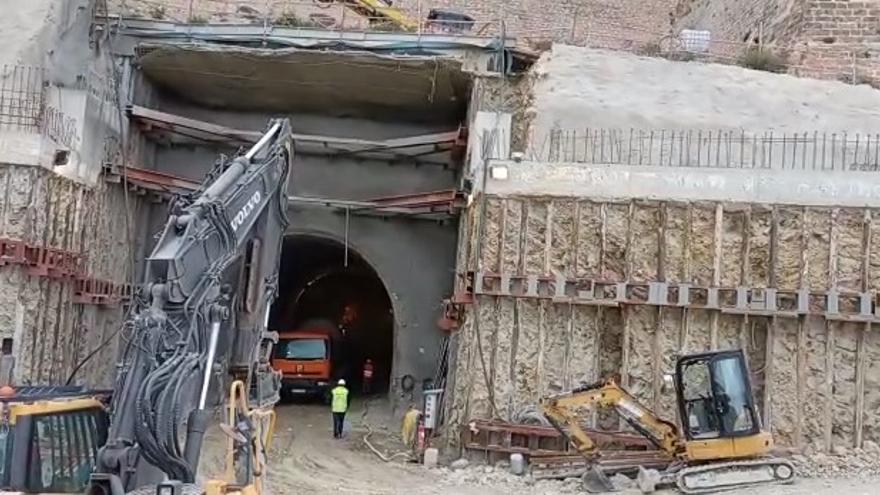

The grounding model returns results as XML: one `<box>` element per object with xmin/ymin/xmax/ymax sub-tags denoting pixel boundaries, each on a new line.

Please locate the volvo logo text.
<box><xmin>231</xmin><ymin>191</ymin><xmax>261</xmax><ymax>232</ymax></box>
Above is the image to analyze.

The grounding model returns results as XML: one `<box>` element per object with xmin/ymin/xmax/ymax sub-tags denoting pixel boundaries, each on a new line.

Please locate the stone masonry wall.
<box><xmin>677</xmin><ymin>0</ymin><xmax>880</xmax><ymax>85</ymax></box>
<box><xmin>793</xmin><ymin>1</ymin><xmax>880</xmax><ymax>84</ymax></box>
<box><xmin>0</xmin><ymin>164</ymin><xmax>135</xmax><ymax>387</ymax></box>
<box><xmin>448</xmin><ymin>194</ymin><xmax>880</xmax><ymax>453</ymax></box>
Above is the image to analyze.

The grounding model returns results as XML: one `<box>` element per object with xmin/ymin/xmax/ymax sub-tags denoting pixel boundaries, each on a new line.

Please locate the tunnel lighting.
<box><xmin>490</xmin><ymin>165</ymin><xmax>509</xmax><ymax>180</ymax></box>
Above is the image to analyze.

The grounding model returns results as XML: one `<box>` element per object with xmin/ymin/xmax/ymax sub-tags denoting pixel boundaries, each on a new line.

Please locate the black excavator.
<box><xmin>0</xmin><ymin>119</ymin><xmax>293</xmax><ymax>495</ymax></box>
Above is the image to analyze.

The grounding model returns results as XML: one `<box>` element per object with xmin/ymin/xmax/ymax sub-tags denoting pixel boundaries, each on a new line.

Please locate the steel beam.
<box><xmin>128</xmin><ymin>105</ymin><xmax>465</xmax><ymax>163</ymax></box>
<box><xmin>463</xmin><ymin>270</ymin><xmax>880</xmax><ymax>321</ymax></box>
<box><xmin>289</xmin><ymin>192</ymin><xmax>463</xmax><ymax>220</ymax></box>
<box><xmin>103</xmin><ymin>164</ymin><xmax>200</xmax><ymax>195</ymax></box>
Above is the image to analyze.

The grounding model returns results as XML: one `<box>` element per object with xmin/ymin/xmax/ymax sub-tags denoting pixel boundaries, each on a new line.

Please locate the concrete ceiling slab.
<box><xmin>136</xmin><ymin>43</ymin><xmax>471</xmax><ymax>122</ymax></box>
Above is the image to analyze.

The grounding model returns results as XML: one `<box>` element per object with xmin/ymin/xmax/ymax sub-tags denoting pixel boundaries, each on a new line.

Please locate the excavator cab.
<box><xmin>674</xmin><ymin>349</ymin><xmax>772</xmax><ymax>461</ymax></box>
<box><xmin>0</xmin><ymin>387</ymin><xmax>110</xmax><ymax>493</ymax></box>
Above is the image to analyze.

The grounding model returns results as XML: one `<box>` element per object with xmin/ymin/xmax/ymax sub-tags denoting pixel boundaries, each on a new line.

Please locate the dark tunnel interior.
<box><xmin>269</xmin><ymin>236</ymin><xmax>394</xmax><ymax>396</ymax></box>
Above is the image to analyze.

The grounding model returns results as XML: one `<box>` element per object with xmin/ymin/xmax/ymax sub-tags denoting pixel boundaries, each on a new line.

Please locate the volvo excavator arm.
<box><xmin>89</xmin><ymin>119</ymin><xmax>292</xmax><ymax>495</ymax></box>
<box><xmin>540</xmin><ymin>380</ymin><xmax>681</xmax><ymax>457</ymax></box>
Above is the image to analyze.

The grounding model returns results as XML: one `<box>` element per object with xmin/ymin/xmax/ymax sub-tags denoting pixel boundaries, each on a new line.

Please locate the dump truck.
<box><xmin>273</xmin><ymin>320</ymin><xmax>341</xmax><ymax>401</ymax></box>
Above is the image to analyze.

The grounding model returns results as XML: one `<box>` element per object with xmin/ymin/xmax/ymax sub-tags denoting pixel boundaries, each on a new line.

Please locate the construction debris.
<box><xmin>791</xmin><ymin>445</ymin><xmax>880</xmax><ymax>479</ymax></box>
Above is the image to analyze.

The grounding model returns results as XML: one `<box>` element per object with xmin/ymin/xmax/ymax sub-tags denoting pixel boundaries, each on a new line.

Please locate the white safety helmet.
<box><xmin>338</xmin><ymin>379</ymin><xmax>346</xmax><ymax>386</ymax></box>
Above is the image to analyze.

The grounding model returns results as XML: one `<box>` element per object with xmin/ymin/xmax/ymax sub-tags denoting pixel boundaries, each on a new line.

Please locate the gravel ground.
<box><xmin>198</xmin><ymin>400</ymin><xmax>880</xmax><ymax>495</ymax></box>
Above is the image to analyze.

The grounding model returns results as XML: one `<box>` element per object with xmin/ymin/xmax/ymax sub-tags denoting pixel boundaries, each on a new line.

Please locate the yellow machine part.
<box><xmin>6</xmin><ymin>397</ymin><xmax>104</xmax><ymax>424</ymax></box>
<box><xmin>348</xmin><ymin>0</ymin><xmax>420</xmax><ymax>31</ymax></box>
<box><xmin>685</xmin><ymin>431</ymin><xmax>774</xmax><ymax>461</ymax></box>
<box><xmin>204</xmin><ymin>480</ymin><xmax>259</xmax><ymax>495</ymax></box>
<box><xmin>215</xmin><ymin>380</ymin><xmax>275</xmax><ymax>495</ymax></box>
<box><xmin>541</xmin><ymin>380</ymin><xmax>681</xmax><ymax>457</ymax></box>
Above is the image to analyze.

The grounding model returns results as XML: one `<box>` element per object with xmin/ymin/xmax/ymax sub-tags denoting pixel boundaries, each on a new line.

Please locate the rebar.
<box><xmin>0</xmin><ymin>65</ymin><xmax>44</xmax><ymax>131</ymax></box>
<box><xmin>536</xmin><ymin>128</ymin><xmax>880</xmax><ymax>172</ymax></box>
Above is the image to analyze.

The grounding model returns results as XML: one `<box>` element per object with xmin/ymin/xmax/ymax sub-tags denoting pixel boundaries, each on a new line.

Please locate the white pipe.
<box><xmin>199</xmin><ymin>320</ymin><xmax>221</xmax><ymax>409</ymax></box>
<box><xmin>263</xmin><ymin>304</ymin><xmax>271</xmax><ymax>329</ymax></box>
<box><xmin>245</xmin><ymin>122</ymin><xmax>282</xmax><ymax>161</ymax></box>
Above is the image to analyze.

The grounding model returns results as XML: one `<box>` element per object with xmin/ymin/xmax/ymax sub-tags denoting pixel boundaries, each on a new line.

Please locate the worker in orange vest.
<box><xmin>362</xmin><ymin>358</ymin><xmax>374</xmax><ymax>395</ymax></box>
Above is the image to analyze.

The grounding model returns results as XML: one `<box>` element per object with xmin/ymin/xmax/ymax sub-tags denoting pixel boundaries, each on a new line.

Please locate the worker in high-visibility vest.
<box><xmin>331</xmin><ymin>379</ymin><xmax>349</xmax><ymax>439</ymax></box>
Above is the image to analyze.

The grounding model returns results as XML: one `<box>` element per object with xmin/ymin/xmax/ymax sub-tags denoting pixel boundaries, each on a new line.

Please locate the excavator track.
<box><xmin>675</xmin><ymin>458</ymin><xmax>796</xmax><ymax>494</ymax></box>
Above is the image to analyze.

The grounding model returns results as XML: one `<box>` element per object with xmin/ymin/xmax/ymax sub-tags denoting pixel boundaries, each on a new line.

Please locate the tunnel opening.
<box><xmin>269</xmin><ymin>235</ymin><xmax>393</xmax><ymax>399</ymax></box>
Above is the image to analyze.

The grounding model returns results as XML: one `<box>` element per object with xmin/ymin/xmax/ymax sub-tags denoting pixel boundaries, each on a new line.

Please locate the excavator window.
<box><xmin>676</xmin><ymin>350</ymin><xmax>760</xmax><ymax>441</ymax></box>
<box><xmin>24</xmin><ymin>409</ymin><xmax>106</xmax><ymax>493</ymax></box>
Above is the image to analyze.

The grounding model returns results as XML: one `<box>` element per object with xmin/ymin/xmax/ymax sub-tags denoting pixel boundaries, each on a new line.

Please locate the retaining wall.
<box><xmin>0</xmin><ymin>164</ymin><xmax>135</xmax><ymax>387</ymax></box>
<box><xmin>448</xmin><ymin>163</ymin><xmax>880</xmax><ymax>452</ymax></box>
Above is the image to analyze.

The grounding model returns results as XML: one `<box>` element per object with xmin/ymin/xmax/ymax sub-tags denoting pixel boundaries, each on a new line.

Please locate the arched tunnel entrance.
<box><xmin>269</xmin><ymin>235</ymin><xmax>394</xmax><ymax>399</ymax></box>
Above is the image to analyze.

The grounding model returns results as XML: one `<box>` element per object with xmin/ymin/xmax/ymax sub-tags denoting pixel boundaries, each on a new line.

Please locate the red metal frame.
<box><xmin>72</xmin><ymin>278</ymin><xmax>131</xmax><ymax>306</ymax></box>
<box><xmin>0</xmin><ymin>237</ymin><xmax>130</xmax><ymax>306</ymax></box>
<box><xmin>367</xmin><ymin>189</ymin><xmax>465</xmax><ymax>213</ymax></box>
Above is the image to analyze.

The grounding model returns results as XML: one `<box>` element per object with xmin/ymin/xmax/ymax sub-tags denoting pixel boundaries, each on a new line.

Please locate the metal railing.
<box><xmin>0</xmin><ymin>65</ymin><xmax>45</xmax><ymax>131</ymax></box>
<box><xmin>530</xmin><ymin>128</ymin><xmax>880</xmax><ymax>172</ymax></box>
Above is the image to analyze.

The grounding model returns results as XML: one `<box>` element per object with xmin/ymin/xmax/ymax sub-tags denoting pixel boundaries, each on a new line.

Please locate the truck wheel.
<box><xmin>322</xmin><ymin>390</ymin><xmax>331</xmax><ymax>405</ymax></box>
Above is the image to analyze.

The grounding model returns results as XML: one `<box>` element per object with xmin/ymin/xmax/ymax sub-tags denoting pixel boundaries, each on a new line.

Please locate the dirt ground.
<box><xmin>198</xmin><ymin>398</ymin><xmax>880</xmax><ymax>495</ymax></box>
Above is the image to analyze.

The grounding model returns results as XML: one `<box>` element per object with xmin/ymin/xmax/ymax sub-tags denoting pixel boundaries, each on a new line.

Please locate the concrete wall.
<box><xmin>1</xmin><ymin>0</ymin><xmax>119</xmax><ymax>185</ymax></box>
<box><xmin>487</xmin><ymin>162</ymin><xmax>880</xmax><ymax>207</ymax></box>
<box><xmin>449</xmin><ymin>163</ymin><xmax>880</xmax><ymax>451</ymax></box>
<box><xmin>134</xmin><ymin>94</ymin><xmax>461</xmax><ymax>407</ymax></box>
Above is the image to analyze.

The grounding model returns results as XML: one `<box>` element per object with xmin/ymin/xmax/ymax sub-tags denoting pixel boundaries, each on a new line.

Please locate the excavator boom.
<box><xmin>541</xmin><ymin>380</ymin><xmax>681</xmax><ymax>457</ymax></box>
<box><xmin>89</xmin><ymin>119</ymin><xmax>293</xmax><ymax>495</ymax></box>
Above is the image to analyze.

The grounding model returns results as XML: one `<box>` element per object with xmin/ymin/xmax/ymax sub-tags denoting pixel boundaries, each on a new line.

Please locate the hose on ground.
<box><xmin>357</xmin><ymin>400</ymin><xmax>414</xmax><ymax>463</ymax></box>
<box><xmin>362</xmin><ymin>425</ymin><xmax>412</xmax><ymax>463</ymax></box>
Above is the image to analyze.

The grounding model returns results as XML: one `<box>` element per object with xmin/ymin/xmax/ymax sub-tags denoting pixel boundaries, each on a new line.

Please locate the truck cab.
<box><xmin>272</xmin><ymin>331</ymin><xmax>333</xmax><ymax>400</ymax></box>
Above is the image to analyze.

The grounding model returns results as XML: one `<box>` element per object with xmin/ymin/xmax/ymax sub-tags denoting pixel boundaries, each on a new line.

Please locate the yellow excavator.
<box><xmin>541</xmin><ymin>349</ymin><xmax>795</xmax><ymax>493</ymax></box>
